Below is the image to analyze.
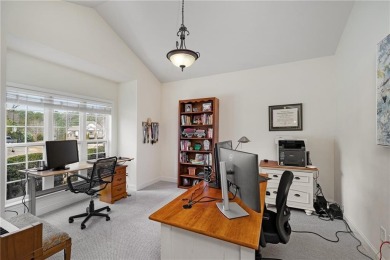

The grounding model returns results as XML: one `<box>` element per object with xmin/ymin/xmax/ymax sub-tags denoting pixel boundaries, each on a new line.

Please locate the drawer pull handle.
<box><xmin>266</xmin><ymin>191</ymin><xmax>270</xmax><ymax>196</ymax></box>
<box><xmin>273</xmin><ymin>191</ymin><xmax>277</xmax><ymax>194</ymax></box>
<box><xmin>273</xmin><ymin>175</ymin><xmax>278</xmax><ymax>178</ymax></box>
<box><xmin>294</xmin><ymin>177</ymin><xmax>300</xmax><ymax>180</ymax></box>
<box><xmin>294</xmin><ymin>194</ymin><xmax>300</xmax><ymax>197</ymax></box>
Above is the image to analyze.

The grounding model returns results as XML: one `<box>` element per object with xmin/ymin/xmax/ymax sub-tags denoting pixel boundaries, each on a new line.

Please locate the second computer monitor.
<box><xmin>219</xmin><ymin>148</ymin><xmax>260</xmax><ymax>213</ymax></box>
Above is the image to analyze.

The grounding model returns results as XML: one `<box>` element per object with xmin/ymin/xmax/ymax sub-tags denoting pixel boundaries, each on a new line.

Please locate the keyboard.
<box><xmin>0</xmin><ymin>227</ymin><xmax>9</xmax><ymax>235</ymax></box>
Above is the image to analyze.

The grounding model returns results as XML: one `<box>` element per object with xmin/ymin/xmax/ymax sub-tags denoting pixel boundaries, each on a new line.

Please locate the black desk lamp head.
<box><xmin>235</xmin><ymin>136</ymin><xmax>250</xmax><ymax>150</ymax></box>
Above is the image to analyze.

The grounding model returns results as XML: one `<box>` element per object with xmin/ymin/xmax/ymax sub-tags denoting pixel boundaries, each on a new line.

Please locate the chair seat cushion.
<box><xmin>262</xmin><ymin>210</ymin><xmax>280</xmax><ymax>244</ymax></box>
<box><xmin>8</xmin><ymin>213</ymin><xmax>70</xmax><ymax>251</ymax></box>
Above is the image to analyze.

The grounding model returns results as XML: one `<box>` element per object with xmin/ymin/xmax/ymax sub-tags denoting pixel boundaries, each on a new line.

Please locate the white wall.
<box><xmin>161</xmin><ymin>56</ymin><xmax>337</xmax><ymax>200</ymax></box>
<box><xmin>118</xmin><ymin>81</ymin><xmax>137</xmax><ymax>190</ymax></box>
<box><xmin>334</xmin><ymin>1</ymin><xmax>390</xmax><ymax>258</ymax></box>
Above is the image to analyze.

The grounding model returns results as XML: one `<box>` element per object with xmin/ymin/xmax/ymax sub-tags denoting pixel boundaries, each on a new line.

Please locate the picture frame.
<box><xmin>185</xmin><ymin>104</ymin><xmax>192</xmax><ymax>112</ymax></box>
<box><xmin>202</xmin><ymin>102</ymin><xmax>212</xmax><ymax>112</ymax></box>
<box><xmin>269</xmin><ymin>103</ymin><xmax>302</xmax><ymax>131</ymax></box>
<box><xmin>193</xmin><ymin>115</ymin><xmax>201</xmax><ymax>124</ymax></box>
<box><xmin>377</xmin><ymin>34</ymin><xmax>390</xmax><ymax>145</ymax></box>
<box><xmin>195</xmin><ymin>153</ymin><xmax>204</xmax><ymax>161</ymax></box>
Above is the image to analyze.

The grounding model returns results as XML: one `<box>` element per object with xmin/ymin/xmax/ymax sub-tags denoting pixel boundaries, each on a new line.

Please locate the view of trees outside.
<box><xmin>6</xmin><ymin>102</ymin><xmax>109</xmax><ymax>201</ymax></box>
<box><xmin>6</xmin><ymin>104</ymin><xmax>44</xmax><ymax>200</ymax></box>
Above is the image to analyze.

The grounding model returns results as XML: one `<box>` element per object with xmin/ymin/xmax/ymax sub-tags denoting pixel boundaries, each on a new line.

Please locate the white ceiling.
<box><xmin>71</xmin><ymin>1</ymin><xmax>353</xmax><ymax>83</ymax></box>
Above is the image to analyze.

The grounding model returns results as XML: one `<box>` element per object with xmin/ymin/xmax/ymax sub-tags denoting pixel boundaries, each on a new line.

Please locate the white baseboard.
<box><xmin>160</xmin><ymin>176</ymin><xmax>177</xmax><ymax>183</ymax></box>
<box><xmin>343</xmin><ymin>214</ymin><xmax>381</xmax><ymax>260</ymax></box>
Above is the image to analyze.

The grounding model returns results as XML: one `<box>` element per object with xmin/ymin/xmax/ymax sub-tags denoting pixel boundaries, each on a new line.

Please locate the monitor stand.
<box><xmin>216</xmin><ymin>202</ymin><xmax>249</xmax><ymax>219</ymax></box>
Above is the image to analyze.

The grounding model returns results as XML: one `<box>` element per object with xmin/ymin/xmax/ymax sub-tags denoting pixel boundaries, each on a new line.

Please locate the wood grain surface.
<box><xmin>260</xmin><ymin>160</ymin><xmax>318</xmax><ymax>171</ymax></box>
<box><xmin>149</xmin><ymin>180</ymin><xmax>267</xmax><ymax>250</ymax></box>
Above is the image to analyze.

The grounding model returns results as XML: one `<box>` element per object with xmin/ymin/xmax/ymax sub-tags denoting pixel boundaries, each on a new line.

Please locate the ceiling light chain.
<box><xmin>167</xmin><ymin>0</ymin><xmax>200</xmax><ymax>71</ymax></box>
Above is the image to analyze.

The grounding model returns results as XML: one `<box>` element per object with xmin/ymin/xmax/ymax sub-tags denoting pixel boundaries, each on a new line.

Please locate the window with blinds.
<box><xmin>5</xmin><ymin>86</ymin><xmax>112</xmax><ymax>201</ymax></box>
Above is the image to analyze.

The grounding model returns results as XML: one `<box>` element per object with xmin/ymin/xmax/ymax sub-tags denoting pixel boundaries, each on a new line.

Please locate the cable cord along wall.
<box><xmin>142</xmin><ymin>118</ymin><xmax>159</xmax><ymax>144</ymax></box>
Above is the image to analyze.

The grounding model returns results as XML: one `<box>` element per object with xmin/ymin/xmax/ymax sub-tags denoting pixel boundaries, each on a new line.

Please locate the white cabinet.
<box><xmin>260</xmin><ymin>160</ymin><xmax>317</xmax><ymax>215</ymax></box>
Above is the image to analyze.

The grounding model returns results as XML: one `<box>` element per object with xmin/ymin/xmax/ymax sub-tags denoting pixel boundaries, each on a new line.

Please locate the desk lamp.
<box><xmin>235</xmin><ymin>136</ymin><xmax>250</xmax><ymax>150</ymax></box>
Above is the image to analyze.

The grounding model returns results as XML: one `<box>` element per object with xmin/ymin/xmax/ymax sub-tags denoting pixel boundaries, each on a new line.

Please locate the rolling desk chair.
<box><xmin>67</xmin><ymin>157</ymin><xmax>117</xmax><ymax>229</ymax></box>
<box><xmin>257</xmin><ymin>170</ymin><xmax>294</xmax><ymax>260</ymax></box>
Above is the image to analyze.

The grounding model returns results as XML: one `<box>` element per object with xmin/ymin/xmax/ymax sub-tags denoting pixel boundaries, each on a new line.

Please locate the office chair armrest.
<box><xmin>67</xmin><ymin>174</ymin><xmax>89</xmax><ymax>193</ymax></box>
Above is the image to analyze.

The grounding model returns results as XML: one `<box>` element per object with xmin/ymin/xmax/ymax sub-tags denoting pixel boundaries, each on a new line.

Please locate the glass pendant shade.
<box><xmin>167</xmin><ymin>49</ymin><xmax>199</xmax><ymax>70</ymax></box>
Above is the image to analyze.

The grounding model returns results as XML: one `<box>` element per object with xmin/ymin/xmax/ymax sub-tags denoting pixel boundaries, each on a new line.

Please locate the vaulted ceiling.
<box><xmin>70</xmin><ymin>1</ymin><xmax>353</xmax><ymax>83</ymax></box>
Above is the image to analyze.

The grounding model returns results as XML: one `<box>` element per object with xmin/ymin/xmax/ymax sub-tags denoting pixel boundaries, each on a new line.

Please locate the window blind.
<box><xmin>6</xmin><ymin>87</ymin><xmax>112</xmax><ymax>115</ymax></box>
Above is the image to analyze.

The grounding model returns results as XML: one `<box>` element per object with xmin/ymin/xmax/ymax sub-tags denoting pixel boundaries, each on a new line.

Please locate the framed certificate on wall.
<box><xmin>269</xmin><ymin>103</ymin><xmax>303</xmax><ymax>131</ymax></box>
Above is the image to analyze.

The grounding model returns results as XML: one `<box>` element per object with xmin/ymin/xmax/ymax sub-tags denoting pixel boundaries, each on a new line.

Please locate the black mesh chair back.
<box><xmin>261</xmin><ymin>170</ymin><xmax>294</xmax><ymax>245</ymax></box>
<box><xmin>89</xmin><ymin>157</ymin><xmax>117</xmax><ymax>191</ymax></box>
<box><xmin>275</xmin><ymin>170</ymin><xmax>294</xmax><ymax>244</ymax></box>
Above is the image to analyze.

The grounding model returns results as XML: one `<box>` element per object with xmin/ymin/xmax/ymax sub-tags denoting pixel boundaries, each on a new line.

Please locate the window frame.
<box><xmin>5</xmin><ymin>83</ymin><xmax>112</xmax><ymax>204</ymax></box>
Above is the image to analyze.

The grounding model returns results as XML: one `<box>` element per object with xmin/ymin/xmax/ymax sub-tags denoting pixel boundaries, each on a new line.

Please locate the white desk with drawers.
<box><xmin>260</xmin><ymin>160</ymin><xmax>318</xmax><ymax>215</ymax></box>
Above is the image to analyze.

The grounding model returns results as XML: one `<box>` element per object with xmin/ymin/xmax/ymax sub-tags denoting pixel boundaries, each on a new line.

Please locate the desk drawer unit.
<box><xmin>100</xmin><ymin>165</ymin><xmax>128</xmax><ymax>204</ymax></box>
<box><xmin>260</xmin><ymin>162</ymin><xmax>317</xmax><ymax>215</ymax></box>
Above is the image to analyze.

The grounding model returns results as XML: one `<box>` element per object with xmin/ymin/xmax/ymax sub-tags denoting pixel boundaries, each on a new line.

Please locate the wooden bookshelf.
<box><xmin>178</xmin><ymin>97</ymin><xmax>219</xmax><ymax>188</ymax></box>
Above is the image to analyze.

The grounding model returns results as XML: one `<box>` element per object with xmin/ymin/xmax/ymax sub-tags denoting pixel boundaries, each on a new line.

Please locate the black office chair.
<box><xmin>67</xmin><ymin>157</ymin><xmax>117</xmax><ymax>229</ymax></box>
<box><xmin>257</xmin><ymin>170</ymin><xmax>294</xmax><ymax>259</ymax></box>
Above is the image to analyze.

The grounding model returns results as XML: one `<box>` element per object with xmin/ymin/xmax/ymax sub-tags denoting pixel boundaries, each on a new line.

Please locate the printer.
<box><xmin>278</xmin><ymin>140</ymin><xmax>306</xmax><ymax>167</ymax></box>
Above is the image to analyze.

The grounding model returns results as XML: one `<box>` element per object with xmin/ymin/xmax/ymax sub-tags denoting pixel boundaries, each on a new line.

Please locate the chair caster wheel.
<box><xmin>107</xmin><ymin>207</ymin><xmax>111</xmax><ymax>212</ymax></box>
<box><xmin>81</xmin><ymin>224</ymin><xmax>86</xmax><ymax>229</ymax></box>
<box><xmin>69</xmin><ymin>218</ymin><xmax>74</xmax><ymax>223</ymax></box>
<box><xmin>106</xmin><ymin>216</ymin><xmax>110</xmax><ymax>221</ymax></box>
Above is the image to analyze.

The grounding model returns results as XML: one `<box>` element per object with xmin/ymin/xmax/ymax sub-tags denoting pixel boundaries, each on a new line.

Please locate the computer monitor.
<box><xmin>46</xmin><ymin>140</ymin><xmax>79</xmax><ymax>171</ymax></box>
<box><xmin>210</xmin><ymin>140</ymin><xmax>233</xmax><ymax>188</ymax></box>
<box><xmin>219</xmin><ymin>148</ymin><xmax>260</xmax><ymax>213</ymax></box>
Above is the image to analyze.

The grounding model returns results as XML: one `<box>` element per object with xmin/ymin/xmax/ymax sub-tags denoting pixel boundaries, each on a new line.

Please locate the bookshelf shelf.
<box><xmin>179</xmin><ymin>174</ymin><xmax>204</xmax><ymax>179</ymax></box>
<box><xmin>178</xmin><ymin>97</ymin><xmax>219</xmax><ymax>188</ymax></box>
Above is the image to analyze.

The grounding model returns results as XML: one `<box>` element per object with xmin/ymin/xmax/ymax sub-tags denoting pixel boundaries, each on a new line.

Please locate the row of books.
<box><xmin>207</xmin><ymin>128</ymin><xmax>213</xmax><ymax>138</ymax></box>
<box><xmin>180</xmin><ymin>140</ymin><xmax>191</xmax><ymax>151</ymax></box>
<box><xmin>181</xmin><ymin>115</ymin><xmax>191</xmax><ymax>125</ymax></box>
<box><xmin>180</xmin><ymin>114</ymin><xmax>213</xmax><ymax>125</ymax></box>
<box><xmin>201</xmin><ymin>114</ymin><xmax>213</xmax><ymax>125</ymax></box>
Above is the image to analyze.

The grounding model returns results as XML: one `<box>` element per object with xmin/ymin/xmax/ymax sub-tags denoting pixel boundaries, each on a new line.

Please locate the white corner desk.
<box><xmin>20</xmin><ymin>158</ymin><xmax>133</xmax><ymax>215</ymax></box>
<box><xmin>149</xmin><ymin>180</ymin><xmax>267</xmax><ymax>260</ymax></box>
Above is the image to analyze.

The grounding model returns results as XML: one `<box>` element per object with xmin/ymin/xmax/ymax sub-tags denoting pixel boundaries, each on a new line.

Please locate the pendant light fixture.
<box><xmin>167</xmin><ymin>0</ymin><xmax>199</xmax><ymax>71</ymax></box>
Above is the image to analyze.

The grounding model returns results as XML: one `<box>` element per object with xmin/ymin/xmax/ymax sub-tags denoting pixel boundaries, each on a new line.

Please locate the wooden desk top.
<box><xmin>260</xmin><ymin>160</ymin><xmax>318</xmax><ymax>171</ymax></box>
<box><xmin>149</xmin><ymin>180</ymin><xmax>267</xmax><ymax>250</ymax></box>
<box><xmin>22</xmin><ymin>158</ymin><xmax>133</xmax><ymax>177</ymax></box>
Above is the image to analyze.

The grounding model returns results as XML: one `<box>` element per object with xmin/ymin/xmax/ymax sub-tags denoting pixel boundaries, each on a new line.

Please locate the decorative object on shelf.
<box><xmin>185</xmin><ymin>104</ymin><xmax>192</xmax><ymax>112</ymax></box>
<box><xmin>193</xmin><ymin>107</ymin><xmax>199</xmax><ymax>112</ymax></box>
<box><xmin>194</xmin><ymin>129</ymin><xmax>206</xmax><ymax>138</ymax></box>
<box><xmin>194</xmin><ymin>143</ymin><xmax>202</xmax><ymax>151</ymax></box>
<box><xmin>142</xmin><ymin>118</ymin><xmax>159</xmax><ymax>144</ymax></box>
<box><xmin>193</xmin><ymin>115</ymin><xmax>201</xmax><ymax>124</ymax></box>
<box><xmin>183</xmin><ymin>178</ymin><xmax>191</xmax><ymax>186</ymax></box>
<box><xmin>182</xmin><ymin>128</ymin><xmax>196</xmax><ymax>137</ymax></box>
<box><xmin>235</xmin><ymin>136</ymin><xmax>250</xmax><ymax>150</ymax></box>
<box><xmin>188</xmin><ymin>167</ymin><xmax>196</xmax><ymax>175</ymax></box>
<box><xmin>203</xmin><ymin>140</ymin><xmax>210</xmax><ymax>150</ymax></box>
<box><xmin>166</xmin><ymin>0</ymin><xmax>200</xmax><ymax>71</ymax></box>
<box><xmin>269</xmin><ymin>103</ymin><xmax>303</xmax><ymax>131</ymax></box>
<box><xmin>377</xmin><ymin>34</ymin><xmax>390</xmax><ymax>145</ymax></box>
<box><xmin>202</xmin><ymin>102</ymin><xmax>212</xmax><ymax>111</ymax></box>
